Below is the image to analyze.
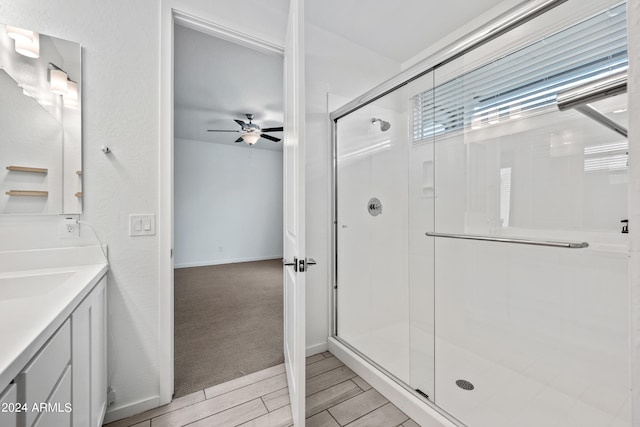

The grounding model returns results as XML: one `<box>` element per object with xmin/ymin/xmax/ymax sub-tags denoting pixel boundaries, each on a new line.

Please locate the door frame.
<box><xmin>159</xmin><ymin>3</ymin><xmax>285</xmax><ymax>405</ymax></box>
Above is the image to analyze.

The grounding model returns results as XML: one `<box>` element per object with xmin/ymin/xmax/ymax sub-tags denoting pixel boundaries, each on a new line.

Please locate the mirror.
<box><xmin>0</xmin><ymin>24</ymin><xmax>81</xmax><ymax>214</ymax></box>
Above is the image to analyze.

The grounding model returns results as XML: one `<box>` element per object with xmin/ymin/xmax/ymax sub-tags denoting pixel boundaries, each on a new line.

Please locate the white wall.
<box><xmin>174</xmin><ymin>138</ymin><xmax>283</xmax><ymax>267</ymax></box>
<box><xmin>0</xmin><ymin>0</ymin><xmax>163</xmax><ymax>421</ymax></box>
<box><xmin>0</xmin><ymin>0</ymin><xmax>397</xmax><ymax>420</ymax></box>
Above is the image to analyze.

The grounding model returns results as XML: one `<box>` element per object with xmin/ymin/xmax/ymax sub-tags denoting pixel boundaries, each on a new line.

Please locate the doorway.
<box><xmin>172</xmin><ymin>21</ymin><xmax>285</xmax><ymax>398</ymax></box>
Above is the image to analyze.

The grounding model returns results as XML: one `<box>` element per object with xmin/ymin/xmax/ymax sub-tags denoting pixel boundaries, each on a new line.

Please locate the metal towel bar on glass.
<box><xmin>425</xmin><ymin>232</ymin><xmax>588</xmax><ymax>248</ymax></box>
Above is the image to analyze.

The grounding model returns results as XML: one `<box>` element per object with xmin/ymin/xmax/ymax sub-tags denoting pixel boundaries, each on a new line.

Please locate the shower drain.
<box><xmin>456</xmin><ymin>379</ymin><xmax>475</xmax><ymax>391</ymax></box>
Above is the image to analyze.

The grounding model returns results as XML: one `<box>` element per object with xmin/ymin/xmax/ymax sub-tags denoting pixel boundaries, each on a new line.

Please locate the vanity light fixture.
<box><xmin>6</xmin><ymin>25</ymin><xmax>33</xmax><ymax>42</ymax></box>
<box><xmin>64</xmin><ymin>81</ymin><xmax>79</xmax><ymax>109</ymax></box>
<box><xmin>49</xmin><ymin>66</ymin><xmax>68</xmax><ymax>95</ymax></box>
<box><xmin>49</xmin><ymin>63</ymin><xmax>79</xmax><ymax>108</ymax></box>
<box><xmin>13</xmin><ymin>30</ymin><xmax>40</xmax><ymax>58</ymax></box>
<box><xmin>241</xmin><ymin>132</ymin><xmax>260</xmax><ymax>145</ymax></box>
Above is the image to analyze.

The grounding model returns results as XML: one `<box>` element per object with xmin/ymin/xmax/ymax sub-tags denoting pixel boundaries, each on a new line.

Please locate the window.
<box><xmin>412</xmin><ymin>3</ymin><xmax>627</xmax><ymax>142</ymax></box>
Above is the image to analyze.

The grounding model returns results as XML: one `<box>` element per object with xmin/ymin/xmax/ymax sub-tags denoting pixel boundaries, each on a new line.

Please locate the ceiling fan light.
<box><xmin>242</xmin><ymin>133</ymin><xmax>260</xmax><ymax>145</ymax></box>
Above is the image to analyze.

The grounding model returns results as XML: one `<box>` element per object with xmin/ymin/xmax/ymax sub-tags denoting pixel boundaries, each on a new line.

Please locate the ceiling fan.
<box><xmin>207</xmin><ymin>113</ymin><xmax>283</xmax><ymax>145</ymax></box>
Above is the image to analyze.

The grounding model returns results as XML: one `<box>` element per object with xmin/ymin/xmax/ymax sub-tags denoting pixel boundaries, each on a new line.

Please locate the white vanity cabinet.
<box><xmin>17</xmin><ymin>318</ymin><xmax>72</xmax><ymax>427</ymax></box>
<box><xmin>71</xmin><ymin>275</ymin><xmax>107</xmax><ymax>427</ymax></box>
<box><xmin>0</xmin><ymin>383</ymin><xmax>18</xmax><ymax>426</ymax></box>
<box><xmin>0</xmin><ymin>272</ymin><xmax>107</xmax><ymax>427</ymax></box>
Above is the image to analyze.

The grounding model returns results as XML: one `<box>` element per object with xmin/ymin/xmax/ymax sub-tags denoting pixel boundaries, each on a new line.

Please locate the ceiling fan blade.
<box><xmin>234</xmin><ymin>137</ymin><xmax>244</xmax><ymax>143</ymax></box>
<box><xmin>234</xmin><ymin>119</ymin><xmax>247</xmax><ymax>128</ymax></box>
<box><xmin>260</xmin><ymin>133</ymin><xmax>281</xmax><ymax>142</ymax></box>
<box><xmin>207</xmin><ymin>129</ymin><xmax>240</xmax><ymax>132</ymax></box>
<box><xmin>261</xmin><ymin>127</ymin><xmax>284</xmax><ymax>132</ymax></box>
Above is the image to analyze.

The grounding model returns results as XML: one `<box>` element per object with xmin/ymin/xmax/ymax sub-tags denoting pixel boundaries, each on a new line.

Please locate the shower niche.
<box><xmin>332</xmin><ymin>1</ymin><xmax>630</xmax><ymax>426</ymax></box>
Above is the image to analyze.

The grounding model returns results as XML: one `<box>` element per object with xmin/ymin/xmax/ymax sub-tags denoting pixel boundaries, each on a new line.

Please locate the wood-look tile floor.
<box><xmin>104</xmin><ymin>351</ymin><xmax>420</xmax><ymax>427</ymax></box>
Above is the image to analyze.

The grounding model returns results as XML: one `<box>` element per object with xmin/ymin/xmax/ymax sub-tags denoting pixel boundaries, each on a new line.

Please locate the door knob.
<box><xmin>283</xmin><ymin>257</ymin><xmax>297</xmax><ymax>272</ymax></box>
<box><xmin>299</xmin><ymin>257</ymin><xmax>317</xmax><ymax>272</ymax></box>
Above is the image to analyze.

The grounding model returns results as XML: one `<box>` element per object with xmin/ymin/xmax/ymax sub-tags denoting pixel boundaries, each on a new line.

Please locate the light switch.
<box><xmin>130</xmin><ymin>214</ymin><xmax>156</xmax><ymax>236</ymax></box>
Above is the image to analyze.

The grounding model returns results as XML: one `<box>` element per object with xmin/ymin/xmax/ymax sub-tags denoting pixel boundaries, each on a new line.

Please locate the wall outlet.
<box><xmin>60</xmin><ymin>215</ymin><xmax>80</xmax><ymax>238</ymax></box>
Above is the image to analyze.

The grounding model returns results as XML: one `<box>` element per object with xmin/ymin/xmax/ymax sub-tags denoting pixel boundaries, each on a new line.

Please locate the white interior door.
<box><xmin>283</xmin><ymin>0</ymin><xmax>306</xmax><ymax>425</ymax></box>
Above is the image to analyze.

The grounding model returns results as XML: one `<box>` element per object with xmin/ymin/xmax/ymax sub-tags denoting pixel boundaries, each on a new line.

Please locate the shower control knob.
<box><xmin>368</xmin><ymin>198</ymin><xmax>382</xmax><ymax>216</ymax></box>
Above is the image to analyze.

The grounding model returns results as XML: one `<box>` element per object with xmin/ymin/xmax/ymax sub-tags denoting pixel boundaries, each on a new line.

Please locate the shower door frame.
<box><xmin>328</xmin><ymin>0</ymin><xmax>578</xmax><ymax>424</ymax></box>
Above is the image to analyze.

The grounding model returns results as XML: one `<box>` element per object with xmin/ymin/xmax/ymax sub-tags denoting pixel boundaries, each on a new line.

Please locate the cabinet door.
<box><xmin>91</xmin><ymin>277</ymin><xmax>107</xmax><ymax>426</ymax></box>
<box><xmin>33</xmin><ymin>366</ymin><xmax>71</xmax><ymax>427</ymax></box>
<box><xmin>18</xmin><ymin>319</ymin><xmax>71</xmax><ymax>427</ymax></box>
<box><xmin>72</xmin><ymin>290</ymin><xmax>91</xmax><ymax>426</ymax></box>
<box><xmin>0</xmin><ymin>383</ymin><xmax>18</xmax><ymax>427</ymax></box>
<box><xmin>72</xmin><ymin>275</ymin><xmax>107</xmax><ymax>427</ymax></box>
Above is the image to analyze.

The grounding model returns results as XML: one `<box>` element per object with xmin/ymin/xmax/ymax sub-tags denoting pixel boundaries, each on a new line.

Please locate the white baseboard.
<box><xmin>306</xmin><ymin>341</ymin><xmax>328</xmax><ymax>356</ymax></box>
<box><xmin>174</xmin><ymin>255</ymin><xmax>282</xmax><ymax>269</ymax></box>
<box><xmin>328</xmin><ymin>337</ymin><xmax>457</xmax><ymax>427</ymax></box>
<box><xmin>103</xmin><ymin>395</ymin><xmax>161</xmax><ymax>424</ymax></box>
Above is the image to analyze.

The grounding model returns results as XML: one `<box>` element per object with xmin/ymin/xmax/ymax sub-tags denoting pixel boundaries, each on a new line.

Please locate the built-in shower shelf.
<box><xmin>6</xmin><ymin>166</ymin><xmax>48</xmax><ymax>174</ymax></box>
<box><xmin>5</xmin><ymin>190</ymin><xmax>48</xmax><ymax>197</ymax></box>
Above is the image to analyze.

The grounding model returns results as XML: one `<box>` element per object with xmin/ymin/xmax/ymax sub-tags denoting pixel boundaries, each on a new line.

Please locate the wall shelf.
<box><xmin>5</xmin><ymin>190</ymin><xmax>48</xmax><ymax>197</ymax></box>
<box><xmin>6</xmin><ymin>166</ymin><xmax>48</xmax><ymax>174</ymax></box>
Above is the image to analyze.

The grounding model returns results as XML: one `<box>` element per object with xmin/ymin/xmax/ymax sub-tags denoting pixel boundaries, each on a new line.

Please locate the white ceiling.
<box><xmin>174</xmin><ymin>0</ymin><xmax>511</xmax><ymax>151</ymax></box>
<box><xmin>305</xmin><ymin>0</ymin><xmax>509</xmax><ymax>63</ymax></box>
<box><xmin>174</xmin><ymin>24</ymin><xmax>284</xmax><ymax>151</ymax></box>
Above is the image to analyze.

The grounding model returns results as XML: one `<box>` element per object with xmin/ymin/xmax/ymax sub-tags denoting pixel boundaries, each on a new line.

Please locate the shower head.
<box><xmin>371</xmin><ymin>117</ymin><xmax>391</xmax><ymax>132</ymax></box>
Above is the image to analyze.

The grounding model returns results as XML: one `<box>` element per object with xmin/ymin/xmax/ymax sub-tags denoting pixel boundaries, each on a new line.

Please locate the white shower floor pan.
<box><xmin>334</xmin><ymin>329</ymin><xmax>629</xmax><ymax>427</ymax></box>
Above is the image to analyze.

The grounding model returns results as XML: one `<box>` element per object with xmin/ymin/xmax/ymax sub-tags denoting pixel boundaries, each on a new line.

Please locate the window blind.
<box><xmin>413</xmin><ymin>3</ymin><xmax>627</xmax><ymax>142</ymax></box>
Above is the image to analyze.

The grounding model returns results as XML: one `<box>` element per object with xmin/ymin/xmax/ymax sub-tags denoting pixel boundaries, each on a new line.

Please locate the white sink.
<box><xmin>0</xmin><ymin>272</ymin><xmax>75</xmax><ymax>301</ymax></box>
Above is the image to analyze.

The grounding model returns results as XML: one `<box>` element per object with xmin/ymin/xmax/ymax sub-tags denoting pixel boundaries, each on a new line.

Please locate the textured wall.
<box><xmin>0</xmin><ymin>0</ymin><xmax>162</xmax><ymax>419</ymax></box>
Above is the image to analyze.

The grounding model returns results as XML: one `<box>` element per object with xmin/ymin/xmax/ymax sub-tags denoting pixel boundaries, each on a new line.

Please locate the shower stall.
<box><xmin>330</xmin><ymin>1</ymin><xmax>630</xmax><ymax>426</ymax></box>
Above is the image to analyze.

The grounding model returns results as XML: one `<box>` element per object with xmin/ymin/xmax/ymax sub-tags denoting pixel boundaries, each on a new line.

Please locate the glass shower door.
<box><xmin>335</xmin><ymin>71</ymin><xmax>435</xmax><ymax>391</ymax></box>
<box><xmin>428</xmin><ymin>4</ymin><xmax>630</xmax><ymax>425</ymax></box>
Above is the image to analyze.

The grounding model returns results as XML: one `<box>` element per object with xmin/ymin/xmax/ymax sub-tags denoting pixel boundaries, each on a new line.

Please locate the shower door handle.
<box><xmin>426</xmin><ymin>232</ymin><xmax>589</xmax><ymax>248</ymax></box>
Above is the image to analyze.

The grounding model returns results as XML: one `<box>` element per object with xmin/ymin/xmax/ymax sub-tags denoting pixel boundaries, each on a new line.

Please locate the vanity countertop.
<box><xmin>0</xmin><ymin>246</ymin><xmax>108</xmax><ymax>390</ymax></box>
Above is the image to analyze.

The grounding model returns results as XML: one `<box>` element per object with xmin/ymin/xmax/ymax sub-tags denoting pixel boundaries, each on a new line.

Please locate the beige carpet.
<box><xmin>173</xmin><ymin>259</ymin><xmax>284</xmax><ymax>398</ymax></box>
